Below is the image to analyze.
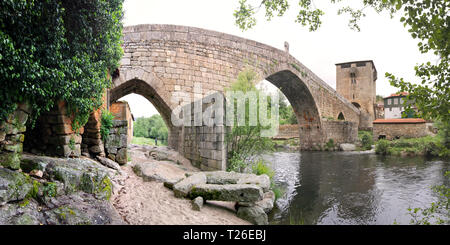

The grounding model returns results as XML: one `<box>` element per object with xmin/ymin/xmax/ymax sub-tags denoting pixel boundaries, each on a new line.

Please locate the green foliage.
<box><xmin>233</xmin><ymin>0</ymin><xmax>449</xmax><ymax>130</ymax></box>
<box><xmin>133</xmin><ymin>114</ymin><xmax>168</xmax><ymax>140</ymax></box>
<box><xmin>375</xmin><ymin>139</ymin><xmax>390</xmax><ymax>155</ymax></box>
<box><xmin>225</xmin><ymin>69</ymin><xmax>275</xmax><ymax>170</ymax></box>
<box><xmin>0</xmin><ymin>0</ymin><xmax>124</xmax><ymax>128</ymax></box>
<box><xmin>375</xmin><ymin>136</ymin><xmax>449</xmax><ymax>157</ymax></box>
<box><xmin>324</xmin><ymin>139</ymin><xmax>335</xmax><ymax>151</ymax></box>
<box><xmin>407</xmin><ymin>171</ymin><xmax>449</xmax><ymax>225</ymax></box>
<box><xmin>358</xmin><ymin>131</ymin><xmax>373</xmax><ymax>150</ymax></box>
<box><xmin>278</xmin><ymin>91</ymin><xmax>298</xmax><ymax>125</ymax></box>
<box><xmin>252</xmin><ymin>159</ymin><xmax>275</xmax><ymax>180</ymax></box>
<box><xmin>100</xmin><ymin>110</ymin><xmax>115</xmax><ymax>142</ymax></box>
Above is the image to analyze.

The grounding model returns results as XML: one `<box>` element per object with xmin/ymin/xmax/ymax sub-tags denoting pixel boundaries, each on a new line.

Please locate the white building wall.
<box><xmin>385</xmin><ymin>106</ymin><xmax>403</xmax><ymax>119</ymax></box>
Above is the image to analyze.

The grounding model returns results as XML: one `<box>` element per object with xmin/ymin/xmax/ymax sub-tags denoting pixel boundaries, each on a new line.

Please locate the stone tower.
<box><xmin>336</xmin><ymin>60</ymin><xmax>377</xmax><ymax>130</ymax></box>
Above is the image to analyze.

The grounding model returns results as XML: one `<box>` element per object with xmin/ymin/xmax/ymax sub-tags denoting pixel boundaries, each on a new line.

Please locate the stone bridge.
<box><xmin>109</xmin><ymin>24</ymin><xmax>360</xmax><ymax>169</ymax></box>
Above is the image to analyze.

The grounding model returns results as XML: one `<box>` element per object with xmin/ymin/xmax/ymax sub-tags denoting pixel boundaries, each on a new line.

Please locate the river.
<box><xmin>262</xmin><ymin>151</ymin><xmax>449</xmax><ymax>225</ymax></box>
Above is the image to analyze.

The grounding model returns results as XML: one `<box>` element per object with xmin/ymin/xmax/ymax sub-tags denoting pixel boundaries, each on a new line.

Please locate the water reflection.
<box><xmin>265</xmin><ymin>151</ymin><xmax>449</xmax><ymax>225</ymax></box>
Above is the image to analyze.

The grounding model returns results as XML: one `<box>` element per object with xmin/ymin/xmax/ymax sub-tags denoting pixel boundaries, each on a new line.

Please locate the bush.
<box><xmin>375</xmin><ymin>139</ymin><xmax>390</xmax><ymax>155</ymax></box>
<box><xmin>252</xmin><ymin>159</ymin><xmax>274</xmax><ymax>179</ymax></box>
<box><xmin>359</xmin><ymin>131</ymin><xmax>373</xmax><ymax>150</ymax></box>
<box><xmin>100</xmin><ymin>110</ymin><xmax>115</xmax><ymax>142</ymax></box>
<box><xmin>325</xmin><ymin>139</ymin><xmax>335</xmax><ymax>151</ymax></box>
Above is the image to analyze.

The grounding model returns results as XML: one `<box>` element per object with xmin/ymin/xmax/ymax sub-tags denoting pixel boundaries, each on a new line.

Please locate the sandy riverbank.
<box><xmin>111</xmin><ymin>145</ymin><xmax>250</xmax><ymax>225</ymax></box>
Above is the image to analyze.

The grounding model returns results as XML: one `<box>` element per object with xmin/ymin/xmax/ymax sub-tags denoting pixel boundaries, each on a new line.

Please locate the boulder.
<box><xmin>173</xmin><ymin>173</ymin><xmax>206</xmax><ymax>198</ymax></box>
<box><xmin>0</xmin><ymin>152</ymin><xmax>21</xmax><ymax>170</ymax></box>
<box><xmin>42</xmin><ymin>192</ymin><xmax>125</xmax><ymax>225</ymax></box>
<box><xmin>133</xmin><ymin>161</ymin><xmax>186</xmax><ymax>183</ymax></box>
<box><xmin>205</xmin><ymin>171</ymin><xmax>271</xmax><ymax>192</ymax></box>
<box><xmin>192</xmin><ymin>196</ymin><xmax>204</xmax><ymax>211</ymax></box>
<box><xmin>237</xmin><ymin>206</ymin><xmax>268</xmax><ymax>225</ymax></box>
<box><xmin>188</xmin><ymin>183</ymin><xmax>263</xmax><ymax>203</ymax></box>
<box><xmin>116</xmin><ymin>148</ymin><xmax>128</xmax><ymax>165</ymax></box>
<box><xmin>340</xmin><ymin>143</ymin><xmax>356</xmax><ymax>151</ymax></box>
<box><xmin>96</xmin><ymin>156</ymin><xmax>121</xmax><ymax>171</ymax></box>
<box><xmin>256</xmin><ymin>191</ymin><xmax>275</xmax><ymax>213</ymax></box>
<box><xmin>0</xmin><ymin>168</ymin><xmax>33</xmax><ymax>205</ymax></box>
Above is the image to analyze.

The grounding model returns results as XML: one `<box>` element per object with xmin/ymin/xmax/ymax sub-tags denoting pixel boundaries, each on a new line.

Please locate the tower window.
<box><xmin>351</xmin><ymin>77</ymin><xmax>356</xmax><ymax>84</ymax></box>
<box><xmin>356</xmin><ymin>62</ymin><xmax>366</xmax><ymax>67</ymax></box>
<box><xmin>341</xmin><ymin>64</ymin><xmax>351</xmax><ymax>68</ymax></box>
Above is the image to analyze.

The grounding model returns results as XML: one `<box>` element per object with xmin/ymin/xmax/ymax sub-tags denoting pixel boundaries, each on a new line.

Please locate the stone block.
<box><xmin>173</xmin><ymin>173</ymin><xmax>206</xmax><ymax>198</ymax></box>
<box><xmin>52</xmin><ymin>123</ymin><xmax>74</xmax><ymax>135</ymax></box>
<box><xmin>115</xmin><ymin>148</ymin><xmax>127</xmax><ymax>165</ymax></box>
<box><xmin>188</xmin><ymin>183</ymin><xmax>263</xmax><ymax>203</ymax></box>
<box><xmin>237</xmin><ymin>206</ymin><xmax>268</xmax><ymax>225</ymax></box>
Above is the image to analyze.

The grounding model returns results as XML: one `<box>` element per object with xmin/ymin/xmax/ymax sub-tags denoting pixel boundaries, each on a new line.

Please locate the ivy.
<box><xmin>0</xmin><ymin>0</ymin><xmax>124</xmax><ymax>129</ymax></box>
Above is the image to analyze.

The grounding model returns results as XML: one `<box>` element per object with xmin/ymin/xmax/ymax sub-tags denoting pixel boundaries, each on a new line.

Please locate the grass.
<box><xmin>131</xmin><ymin>136</ymin><xmax>167</xmax><ymax>146</ymax></box>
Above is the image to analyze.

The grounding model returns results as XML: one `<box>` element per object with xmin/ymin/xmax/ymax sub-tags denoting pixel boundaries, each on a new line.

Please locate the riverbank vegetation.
<box><xmin>375</xmin><ymin>122</ymin><xmax>450</xmax><ymax>158</ymax></box>
<box><xmin>225</xmin><ymin>69</ymin><xmax>283</xmax><ymax>200</ymax></box>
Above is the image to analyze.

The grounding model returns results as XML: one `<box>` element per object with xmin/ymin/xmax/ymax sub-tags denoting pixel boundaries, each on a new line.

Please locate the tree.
<box><xmin>225</xmin><ymin>69</ymin><xmax>275</xmax><ymax>172</ymax></box>
<box><xmin>133</xmin><ymin>115</ymin><xmax>168</xmax><ymax>140</ymax></box>
<box><xmin>234</xmin><ymin>0</ymin><xmax>449</xmax><ymax>139</ymax></box>
<box><xmin>0</xmin><ymin>0</ymin><xmax>124</xmax><ymax>129</ymax></box>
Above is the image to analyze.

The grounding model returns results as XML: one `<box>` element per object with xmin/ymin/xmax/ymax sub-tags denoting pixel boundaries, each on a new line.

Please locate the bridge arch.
<box><xmin>110</xmin><ymin>68</ymin><xmax>180</xmax><ymax>150</ymax></box>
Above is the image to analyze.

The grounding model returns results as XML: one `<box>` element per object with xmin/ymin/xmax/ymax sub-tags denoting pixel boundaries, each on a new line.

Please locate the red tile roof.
<box><xmin>373</xmin><ymin>118</ymin><xmax>426</xmax><ymax>124</ymax></box>
<box><xmin>384</xmin><ymin>92</ymin><xmax>409</xmax><ymax>99</ymax></box>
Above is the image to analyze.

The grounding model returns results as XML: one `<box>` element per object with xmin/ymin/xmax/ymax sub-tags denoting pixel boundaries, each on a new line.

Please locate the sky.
<box><xmin>119</xmin><ymin>0</ymin><xmax>437</xmax><ymax>118</ymax></box>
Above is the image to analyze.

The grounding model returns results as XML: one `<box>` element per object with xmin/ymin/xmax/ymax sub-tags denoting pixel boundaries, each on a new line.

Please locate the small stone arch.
<box><xmin>109</xmin><ymin>68</ymin><xmax>180</xmax><ymax>150</ymax></box>
<box><xmin>338</xmin><ymin>112</ymin><xmax>345</xmax><ymax>120</ymax></box>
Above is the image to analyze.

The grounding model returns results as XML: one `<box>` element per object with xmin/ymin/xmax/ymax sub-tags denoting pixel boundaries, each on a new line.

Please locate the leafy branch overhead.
<box><xmin>234</xmin><ymin>0</ymin><xmax>449</xmax><ymax>130</ymax></box>
<box><xmin>0</xmin><ymin>0</ymin><xmax>124</xmax><ymax>128</ymax></box>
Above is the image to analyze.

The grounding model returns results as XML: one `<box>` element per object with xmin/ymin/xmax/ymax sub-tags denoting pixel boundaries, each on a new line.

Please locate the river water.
<box><xmin>262</xmin><ymin>151</ymin><xmax>449</xmax><ymax>225</ymax></box>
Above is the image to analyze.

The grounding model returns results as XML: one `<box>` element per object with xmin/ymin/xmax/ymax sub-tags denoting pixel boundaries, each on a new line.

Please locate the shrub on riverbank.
<box><xmin>375</xmin><ymin>136</ymin><xmax>449</xmax><ymax>157</ymax></box>
<box><xmin>358</xmin><ymin>131</ymin><xmax>373</xmax><ymax>150</ymax></box>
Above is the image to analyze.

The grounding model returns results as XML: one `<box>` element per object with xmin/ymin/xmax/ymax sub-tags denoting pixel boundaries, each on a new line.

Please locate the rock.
<box><xmin>237</xmin><ymin>206</ymin><xmax>268</xmax><ymax>225</ymax></box>
<box><xmin>205</xmin><ymin>171</ymin><xmax>271</xmax><ymax>192</ymax></box>
<box><xmin>134</xmin><ymin>161</ymin><xmax>186</xmax><ymax>183</ymax></box>
<box><xmin>42</xmin><ymin>192</ymin><xmax>125</xmax><ymax>225</ymax></box>
<box><xmin>192</xmin><ymin>196</ymin><xmax>204</xmax><ymax>211</ymax></box>
<box><xmin>0</xmin><ymin>168</ymin><xmax>33</xmax><ymax>205</ymax></box>
<box><xmin>21</xmin><ymin>154</ymin><xmax>114</xmax><ymax>199</ymax></box>
<box><xmin>96</xmin><ymin>156</ymin><xmax>121</xmax><ymax>171</ymax></box>
<box><xmin>116</xmin><ymin>148</ymin><xmax>127</xmax><ymax>165</ymax></box>
<box><xmin>340</xmin><ymin>143</ymin><xmax>356</xmax><ymax>151</ymax></box>
<box><xmin>89</xmin><ymin>145</ymin><xmax>103</xmax><ymax>154</ymax></box>
<box><xmin>163</xmin><ymin>179</ymin><xmax>180</xmax><ymax>190</ymax></box>
<box><xmin>173</xmin><ymin>173</ymin><xmax>206</xmax><ymax>198</ymax></box>
<box><xmin>0</xmin><ymin>199</ymin><xmax>44</xmax><ymax>225</ymax></box>
<box><xmin>188</xmin><ymin>183</ymin><xmax>263</xmax><ymax>203</ymax></box>
<box><xmin>0</xmin><ymin>130</ymin><xmax>5</xmax><ymax>141</ymax></box>
<box><xmin>29</xmin><ymin>169</ymin><xmax>43</xmax><ymax>178</ymax></box>
<box><xmin>255</xmin><ymin>191</ymin><xmax>275</xmax><ymax>213</ymax></box>
<box><xmin>0</xmin><ymin>152</ymin><xmax>21</xmax><ymax>170</ymax></box>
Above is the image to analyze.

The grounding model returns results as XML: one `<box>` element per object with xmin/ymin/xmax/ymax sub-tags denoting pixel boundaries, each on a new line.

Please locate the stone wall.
<box><xmin>182</xmin><ymin>93</ymin><xmax>227</xmax><ymax>171</ymax></box>
<box><xmin>0</xmin><ymin>103</ymin><xmax>31</xmax><ymax>169</ymax></box>
<box><xmin>81</xmin><ymin>109</ymin><xmax>105</xmax><ymax>157</ymax></box>
<box><xmin>373</xmin><ymin>119</ymin><xmax>428</xmax><ymax>140</ymax></box>
<box><xmin>104</xmin><ymin>120</ymin><xmax>128</xmax><ymax>165</ymax></box>
<box><xmin>24</xmin><ymin>101</ymin><xmax>82</xmax><ymax>158</ymax></box>
<box><xmin>322</xmin><ymin>120</ymin><xmax>358</xmax><ymax>144</ymax></box>
<box><xmin>273</xmin><ymin>124</ymin><xmax>300</xmax><ymax>140</ymax></box>
<box><xmin>110</xmin><ymin>101</ymin><xmax>134</xmax><ymax>144</ymax></box>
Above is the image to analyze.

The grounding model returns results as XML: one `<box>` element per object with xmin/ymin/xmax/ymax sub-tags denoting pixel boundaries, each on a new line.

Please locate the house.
<box><xmin>383</xmin><ymin>92</ymin><xmax>416</xmax><ymax>119</ymax></box>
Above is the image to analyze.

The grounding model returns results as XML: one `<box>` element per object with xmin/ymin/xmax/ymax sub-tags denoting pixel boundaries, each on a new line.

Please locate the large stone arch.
<box><xmin>265</xmin><ymin>70</ymin><xmax>324</xmax><ymax>149</ymax></box>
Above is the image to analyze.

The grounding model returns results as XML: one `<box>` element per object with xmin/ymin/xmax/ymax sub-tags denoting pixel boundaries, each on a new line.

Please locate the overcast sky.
<box><xmin>119</xmin><ymin>0</ymin><xmax>436</xmax><ymax>118</ymax></box>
